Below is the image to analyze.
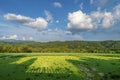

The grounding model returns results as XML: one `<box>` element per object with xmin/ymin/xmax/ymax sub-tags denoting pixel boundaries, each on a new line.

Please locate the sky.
<box><xmin>0</xmin><ymin>0</ymin><xmax>120</xmax><ymax>42</ymax></box>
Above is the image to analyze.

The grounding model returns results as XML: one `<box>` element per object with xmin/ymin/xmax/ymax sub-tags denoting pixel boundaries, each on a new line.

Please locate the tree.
<box><xmin>18</xmin><ymin>45</ymin><xmax>32</xmax><ymax>53</ymax></box>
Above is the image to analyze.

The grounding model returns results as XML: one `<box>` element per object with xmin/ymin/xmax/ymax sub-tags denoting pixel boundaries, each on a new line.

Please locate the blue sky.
<box><xmin>0</xmin><ymin>0</ymin><xmax>120</xmax><ymax>41</ymax></box>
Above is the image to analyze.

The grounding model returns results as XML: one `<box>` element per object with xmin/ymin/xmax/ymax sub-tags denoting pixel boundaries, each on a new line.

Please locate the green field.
<box><xmin>0</xmin><ymin>53</ymin><xmax>120</xmax><ymax>80</ymax></box>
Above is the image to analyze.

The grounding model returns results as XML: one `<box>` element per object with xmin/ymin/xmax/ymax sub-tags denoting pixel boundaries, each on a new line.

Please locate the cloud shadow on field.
<box><xmin>0</xmin><ymin>55</ymin><xmax>37</xmax><ymax>80</ymax></box>
<box><xmin>66</xmin><ymin>57</ymin><xmax>120</xmax><ymax>80</ymax></box>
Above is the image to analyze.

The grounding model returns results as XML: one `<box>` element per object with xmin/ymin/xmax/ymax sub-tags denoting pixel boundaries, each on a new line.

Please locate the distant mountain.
<box><xmin>0</xmin><ymin>39</ymin><xmax>33</xmax><ymax>42</ymax></box>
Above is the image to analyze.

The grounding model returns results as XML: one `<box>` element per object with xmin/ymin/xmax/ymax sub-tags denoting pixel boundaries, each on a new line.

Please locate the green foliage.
<box><xmin>0</xmin><ymin>41</ymin><xmax>120</xmax><ymax>53</ymax></box>
<box><xmin>18</xmin><ymin>45</ymin><xmax>32</xmax><ymax>53</ymax></box>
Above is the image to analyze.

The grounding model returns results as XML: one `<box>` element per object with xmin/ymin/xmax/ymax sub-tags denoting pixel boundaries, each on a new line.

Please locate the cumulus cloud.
<box><xmin>90</xmin><ymin>11</ymin><xmax>114</xmax><ymax>28</ymax></box>
<box><xmin>44</xmin><ymin>10</ymin><xmax>53</xmax><ymax>23</ymax></box>
<box><xmin>53</xmin><ymin>2</ymin><xmax>62</xmax><ymax>8</ymax></box>
<box><xmin>114</xmin><ymin>4</ymin><xmax>120</xmax><ymax>19</ymax></box>
<box><xmin>4</xmin><ymin>13</ymin><xmax>33</xmax><ymax>23</ymax></box>
<box><xmin>102</xmin><ymin>12</ymin><xmax>114</xmax><ymax>28</ymax></box>
<box><xmin>22</xmin><ymin>36</ymin><xmax>33</xmax><ymax>41</ymax></box>
<box><xmin>29</xmin><ymin>37</ymin><xmax>33</xmax><ymax>40</ymax></box>
<box><xmin>67</xmin><ymin>4</ymin><xmax>120</xmax><ymax>33</ymax></box>
<box><xmin>67</xmin><ymin>10</ymin><xmax>94</xmax><ymax>32</ymax></box>
<box><xmin>9</xmin><ymin>35</ymin><xmax>18</xmax><ymax>40</ymax></box>
<box><xmin>22</xmin><ymin>37</ymin><xmax>26</xmax><ymax>40</ymax></box>
<box><xmin>4</xmin><ymin>13</ymin><xmax>48</xmax><ymax>30</ymax></box>
<box><xmin>24</xmin><ymin>17</ymin><xmax>48</xmax><ymax>29</ymax></box>
<box><xmin>0</xmin><ymin>34</ymin><xmax>33</xmax><ymax>41</ymax></box>
<box><xmin>0</xmin><ymin>34</ymin><xmax>18</xmax><ymax>40</ymax></box>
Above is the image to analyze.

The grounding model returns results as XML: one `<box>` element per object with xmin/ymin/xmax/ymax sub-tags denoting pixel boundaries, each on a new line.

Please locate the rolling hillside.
<box><xmin>0</xmin><ymin>41</ymin><xmax>120</xmax><ymax>53</ymax></box>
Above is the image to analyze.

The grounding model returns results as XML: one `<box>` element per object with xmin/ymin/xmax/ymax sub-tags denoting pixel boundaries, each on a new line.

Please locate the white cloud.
<box><xmin>56</xmin><ymin>20</ymin><xmax>59</xmax><ymax>23</ymax></box>
<box><xmin>4</xmin><ymin>13</ymin><xmax>33</xmax><ymax>23</ymax></box>
<box><xmin>90</xmin><ymin>11</ymin><xmax>114</xmax><ymax>28</ymax></box>
<box><xmin>24</xmin><ymin>17</ymin><xmax>48</xmax><ymax>30</ymax></box>
<box><xmin>91</xmin><ymin>10</ymin><xmax>116</xmax><ymax>28</ymax></box>
<box><xmin>80</xmin><ymin>3</ymin><xmax>83</xmax><ymax>10</ymax></box>
<box><xmin>9</xmin><ymin>35</ymin><xmax>18</xmax><ymax>40</ymax></box>
<box><xmin>22</xmin><ymin>36</ymin><xmax>33</xmax><ymax>41</ymax></box>
<box><xmin>44</xmin><ymin>10</ymin><xmax>53</xmax><ymax>23</ymax></box>
<box><xmin>90</xmin><ymin>11</ymin><xmax>103</xmax><ymax>23</ymax></box>
<box><xmin>67</xmin><ymin>4</ymin><xmax>120</xmax><ymax>32</ymax></box>
<box><xmin>4</xmin><ymin>13</ymin><xmax>48</xmax><ymax>30</ymax></box>
<box><xmin>102</xmin><ymin>12</ymin><xmax>114</xmax><ymax>28</ymax></box>
<box><xmin>0</xmin><ymin>34</ymin><xmax>18</xmax><ymax>40</ymax></box>
<box><xmin>0</xmin><ymin>34</ymin><xmax>34</xmax><ymax>41</ymax></box>
<box><xmin>29</xmin><ymin>37</ymin><xmax>33</xmax><ymax>40</ymax></box>
<box><xmin>22</xmin><ymin>37</ymin><xmax>26</xmax><ymax>40</ymax></box>
<box><xmin>67</xmin><ymin>10</ymin><xmax>93</xmax><ymax>32</ymax></box>
<box><xmin>53</xmin><ymin>2</ymin><xmax>62</xmax><ymax>8</ymax></box>
<box><xmin>114</xmin><ymin>4</ymin><xmax>120</xmax><ymax>19</ymax></box>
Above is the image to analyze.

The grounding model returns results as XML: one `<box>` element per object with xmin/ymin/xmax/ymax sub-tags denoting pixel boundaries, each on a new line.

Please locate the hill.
<box><xmin>0</xmin><ymin>40</ymin><xmax>120</xmax><ymax>53</ymax></box>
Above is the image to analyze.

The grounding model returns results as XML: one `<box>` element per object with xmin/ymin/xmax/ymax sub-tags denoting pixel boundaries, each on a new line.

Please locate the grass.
<box><xmin>0</xmin><ymin>53</ymin><xmax>120</xmax><ymax>80</ymax></box>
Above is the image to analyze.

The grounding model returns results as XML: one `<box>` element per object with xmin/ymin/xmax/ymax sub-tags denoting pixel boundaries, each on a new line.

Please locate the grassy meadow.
<box><xmin>0</xmin><ymin>53</ymin><xmax>120</xmax><ymax>80</ymax></box>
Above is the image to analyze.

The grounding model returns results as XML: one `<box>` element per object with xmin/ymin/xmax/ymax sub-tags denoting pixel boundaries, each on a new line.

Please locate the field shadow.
<box><xmin>97</xmin><ymin>54</ymin><xmax>120</xmax><ymax>57</ymax></box>
<box><xmin>66</xmin><ymin>57</ymin><xmax>120</xmax><ymax>80</ymax></box>
<box><xmin>0</xmin><ymin>55</ymin><xmax>37</xmax><ymax>80</ymax></box>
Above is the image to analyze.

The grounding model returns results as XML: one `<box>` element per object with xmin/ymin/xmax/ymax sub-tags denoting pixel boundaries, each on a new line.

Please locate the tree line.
<box><xmin>0</xmin><ymin>40</ymin><xmax>120</xmax><ymax>53</ymax></box>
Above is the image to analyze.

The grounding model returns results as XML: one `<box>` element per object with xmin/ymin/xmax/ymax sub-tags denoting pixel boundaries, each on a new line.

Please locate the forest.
<box><xmin>0</xmin><ymin>40</ymin><xmax>120</xmax><ymax>53</ymax></box>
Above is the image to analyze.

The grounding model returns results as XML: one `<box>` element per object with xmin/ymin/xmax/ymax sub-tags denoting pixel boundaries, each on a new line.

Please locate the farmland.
<box><xmin>0</xmin><ymin>53</ymin><xmax>120</xmax><ymax>80</ymax></box>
